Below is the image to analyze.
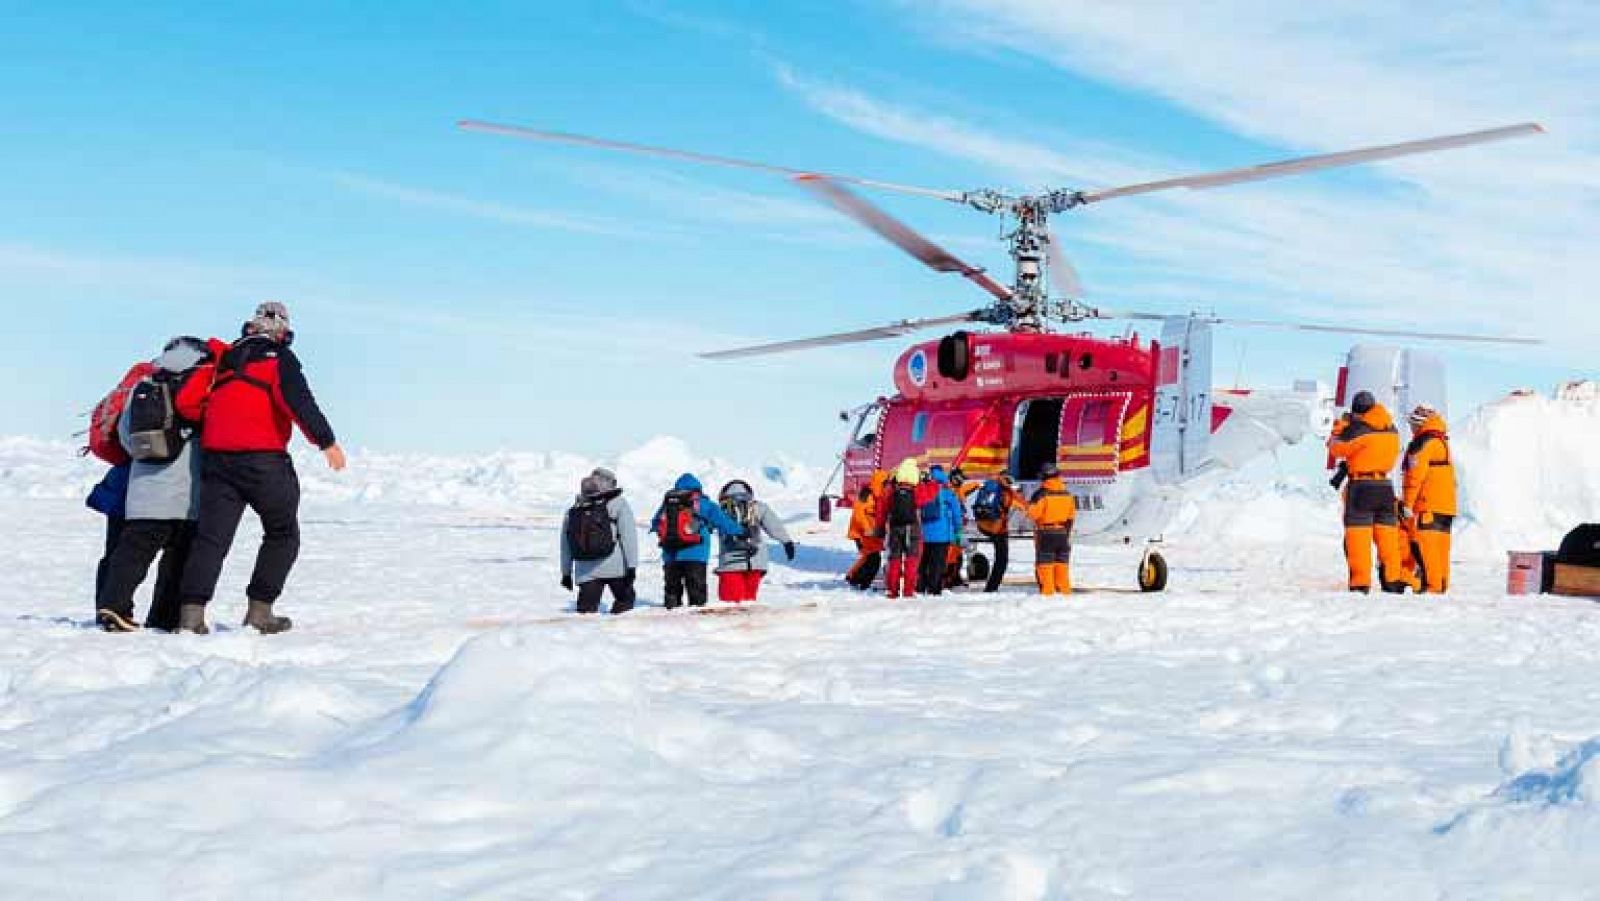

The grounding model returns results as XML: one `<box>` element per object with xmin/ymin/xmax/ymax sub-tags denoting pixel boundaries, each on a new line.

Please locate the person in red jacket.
<box><xmin>174</xmin><ymin>302</ymin><xmax>346</xmax><ymax>634</ymax></box>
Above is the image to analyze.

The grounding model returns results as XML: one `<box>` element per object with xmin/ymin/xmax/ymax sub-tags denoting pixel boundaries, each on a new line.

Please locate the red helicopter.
<box><xmin>462</xmin><ymin>119</ymin><xmax>1542</xmax><ymax>589</ymax></box>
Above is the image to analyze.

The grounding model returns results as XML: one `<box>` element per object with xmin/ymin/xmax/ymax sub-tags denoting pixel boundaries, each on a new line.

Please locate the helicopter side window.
<box><xmin>1077</xmin><ymin>399</ymin><xmax>1112</xmax><ymax>447</ymax></box>
<box><xmin>911</xmin><ymin>412</ymin><xmax>929</xmax><ymax>444</ymax></box>
<box><xmin>855</xmin><ymin>432</ymin><xmax>877</xmax><ymax>449</ymax></box>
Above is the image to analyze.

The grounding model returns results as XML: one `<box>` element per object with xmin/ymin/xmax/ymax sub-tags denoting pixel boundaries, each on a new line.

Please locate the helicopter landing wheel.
<box><xmin>1138</xmin><ymin>551</ymin><xmax>1168</xmax><ymax>593</ymax></box>
<box><xmin>967</xmin><ymin>552</ymin><xmax>991</xmax><ymax>583</ymax></box>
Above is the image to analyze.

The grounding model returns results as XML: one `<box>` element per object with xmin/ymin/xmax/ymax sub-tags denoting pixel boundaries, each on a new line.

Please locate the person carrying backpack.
<box><xmin>95</xmin><ymin>337</ymin><xmax>214</xmax><ymax>632</ymax></box>
<box><xmin>560</xmin><ymin>467</ymin><xmax>640</xmax><ymax>615</ymax></box>
<box><xmin>968</xmin><ymin>473</ymin><xmax>1022</xmax><ymax>593</ymax></box>
<box><xmin>915</xmin><ymin>465</ymin><xmax>965</xmax><ymax>596</ymax></box>
<box><xmin>1027</xmin><ymin>463</ymin><xmax>1077</xmax><ymax>596</ymax></box>
<box><xmin>83</xmin><ymin>353</ymin><xmax>160</xmax><ymax>617</ymax></box>
<box><xmin>85</xmin><ymin>464</ymin><xmax>130</xmax><ymax>618</ymax></box>
<box><xmin>650</xmin><ymin>473</ymin><xmax>743</xmax><ymax>608</ymax></box>
<box><xmin>876</xmin><ymin>458</ymin><xmax>935</xmax><ymax>600</ymax></box>
<box><xmin>173</xmin><ymin>302</ymin><xmax>345</xmax><ymax>635</ymax></box>
<box><xmin>713</xmin><ymin>479</ymin><xmax>794</xmax><ymax>603</ymax></box>
<box><xmin>845</xmin><ymin>470</ymin><xmax>889</xmax><ymax>590</ymax></box>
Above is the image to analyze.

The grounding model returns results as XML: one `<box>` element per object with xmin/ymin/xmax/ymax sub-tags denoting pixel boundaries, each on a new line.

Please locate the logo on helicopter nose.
<box><xmin>907</xmin><ymin>350</ymin><xmax>928</xmax><ymax>386</ymax></box>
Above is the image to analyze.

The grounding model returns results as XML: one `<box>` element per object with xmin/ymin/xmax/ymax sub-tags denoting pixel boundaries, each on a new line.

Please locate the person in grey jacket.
<box><xmin>96</xmin><ymin>337</ymin><xmax>212</xmax><ymax>632</ymax></box>
<box><xmin>559</xmin><ymin>467</ymin><xmax>639</xmax><ymax>615</ymax></box>
<box><xmin>714</xmin><ymin>479</ymin><xmax>795</xmax><ymax>603</ymax></box>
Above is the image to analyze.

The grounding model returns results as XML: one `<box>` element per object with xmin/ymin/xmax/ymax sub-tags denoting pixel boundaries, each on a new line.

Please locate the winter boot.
<box><xmin>242</xmin><ymin>599</ymin><xmax>293</xmax><ymax>635</ymax></box>
<box><xmin>96</xmin><ymin>608</ymin><xmax>140</xmax><ymax>633</ymax></box>
<box><xmin>178</xmin><ymin>603</ymin><xmax>210</xmax><ymax>635</ymax></box>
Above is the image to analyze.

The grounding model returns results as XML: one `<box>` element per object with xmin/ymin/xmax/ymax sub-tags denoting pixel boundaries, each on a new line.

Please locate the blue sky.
<box><xmin>3</xmin><ymin>1</ymin><xmax>1595</xmax><ymax>467</ymax></box>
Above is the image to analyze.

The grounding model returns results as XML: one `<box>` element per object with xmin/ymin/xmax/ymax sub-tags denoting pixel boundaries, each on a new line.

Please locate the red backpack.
<box><xmin>655</xmin><ymin>490</ymin><xmax>704</xmax><ymax>551</ymax></box>
<box><xmin>84</xmin><ymin>361</ymin><xmax>157</xmax><ymax>466</ymax></box>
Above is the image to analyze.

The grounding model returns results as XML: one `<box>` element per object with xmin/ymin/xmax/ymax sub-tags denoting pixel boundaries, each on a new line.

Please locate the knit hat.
<box><xmin>1408</xmin><ymin>403</ymin><xmax>1439</xmax><ymax>429</ymax></box>
<box><xmin>894</xmin><ymin>458</ymin><xmax>920</xmax><ymax>484</ymax></box>
<box><xmin>1351</xmin><ymin>391</ymin><xmax>1376</xmax><ymax>415</ymax></box>
<box><xmin>247</xmin><ymin>301</ymin><xmax>291</xmax><ymax>339</ymax></box>
<box><xmin>588</xmin><ymin>467</ymin><xmax>618</xmax><ymax>494</ymax></box>
<box><xmin>1038</xmin><ymin>462</ymin><xmax>1061</xmax><ymax>480</ymax></box>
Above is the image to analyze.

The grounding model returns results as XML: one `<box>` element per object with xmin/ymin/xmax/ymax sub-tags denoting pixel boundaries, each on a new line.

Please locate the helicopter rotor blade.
<box><xmin>1078</xmin><ymin>308</ymin><xmax>1540</xmax><ymax>346</ymax></box>
<box><xmin>1045</xmin><ymin>227</ymin><xmax>1085</xmax><ymax>300</ymax></box>
<box><xmin>458</xmin><ymin>119</ymin><xmax>969</xmax><ymax>203</ymax></box>
<box><xmin>1200</xmin><ymin>315</ymin><xmax>1541</xmax><ymax>345</ymax></box>
<box><xmin>699</xmin><ymin>311</ymin><xmax>989</xmax><ymax>360</ymax></box>
<box><xmin>794</xmin><ymin>175</ymin><xmax>1014</xmax><ymax>303</ymax></box>
<box><xmin>1078</xmin><ymin>122</ymin><xmax>1545</xmax><ymax>205</ymax></box>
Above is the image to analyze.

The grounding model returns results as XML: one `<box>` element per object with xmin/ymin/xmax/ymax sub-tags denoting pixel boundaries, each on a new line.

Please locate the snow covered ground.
<box><xmin>3</xmin><ymin>410</ymin><xmax>1600</xmax><ymax>899</ymax></box>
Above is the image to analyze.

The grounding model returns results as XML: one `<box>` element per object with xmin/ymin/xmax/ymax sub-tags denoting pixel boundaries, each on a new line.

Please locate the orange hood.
<box><xmin>1357</xmin><ymin>405</ymin><xmax>1396</xmax><ymax>431</ymax></box>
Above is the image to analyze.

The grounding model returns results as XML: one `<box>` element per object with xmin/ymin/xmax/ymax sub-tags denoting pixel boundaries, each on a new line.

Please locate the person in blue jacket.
<box><xmin>916</xmin><ymin>464</ymin><xmax>966</xmax><ymax>596</ymax></box>
<box><xmin>650</xmin><ymin>473</ymin><xmax>744</xmax><ymax>609</ymax></box>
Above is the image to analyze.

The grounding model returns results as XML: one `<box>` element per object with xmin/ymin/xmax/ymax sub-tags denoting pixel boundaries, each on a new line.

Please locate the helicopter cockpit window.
<box><xmin>911</xmin><ymin>412</ymin><xmax>929</xmax><ymax>444</ymax></box>
<box><xmin>855</xmin><ymin>432</ymin><xmax>877</xmax><ymax>449</ymax></box>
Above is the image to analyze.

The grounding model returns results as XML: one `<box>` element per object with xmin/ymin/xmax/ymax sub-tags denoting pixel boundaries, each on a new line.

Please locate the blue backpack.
<box><xmin>972</xmin><ymin>480</ymin><xmax>1005</xmax><ymax>523</ymax></box>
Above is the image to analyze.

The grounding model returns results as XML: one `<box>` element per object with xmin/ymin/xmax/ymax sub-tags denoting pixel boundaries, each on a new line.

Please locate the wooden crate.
<box><xmin>1552</xmin><ymin>563</ymin><xmax>1600</xmax><ymax>598</ymax></box>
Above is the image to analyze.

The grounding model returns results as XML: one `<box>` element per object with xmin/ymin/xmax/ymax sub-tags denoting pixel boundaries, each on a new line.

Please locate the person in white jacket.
<box><xmin>713</xmin><ymin>479</ymin><xmax>794</xmax><ymax>603</ymax></box>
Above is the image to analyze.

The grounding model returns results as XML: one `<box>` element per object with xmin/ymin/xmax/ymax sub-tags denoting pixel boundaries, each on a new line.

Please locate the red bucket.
<box><xmin>1506</xmin><ymin>551</ymin><xmax>1543</xmax><ymax>595</ymax></box>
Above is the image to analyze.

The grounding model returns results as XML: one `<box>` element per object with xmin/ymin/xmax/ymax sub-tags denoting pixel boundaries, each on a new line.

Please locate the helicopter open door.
<box><xmin>1010</xmin><ymin>398</ymin><xmax>1063</xmax><ymax>480</ymax></box>
<box><xmin>1150</xmin><ymin>316</ymin><xmax>1213</xmax><ymax>485</ymax></box>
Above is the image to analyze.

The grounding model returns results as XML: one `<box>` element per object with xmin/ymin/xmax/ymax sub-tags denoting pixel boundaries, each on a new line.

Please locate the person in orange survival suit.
<box><xmin>1326</xmin><ymin>391</ymin><xmax>1408</xmax><ymax>594</ymax></box>
<box><xmin>845</xmin><ymin>470</ymin><xmax>889</xmax><ymax>590</ymax></box>
<box><xmin>1400</xmin><ymin>404</ymin><xmax>1457</xmax><ymax>594</ymax></box>
<box><xmin>1026</xmin><ymin>463</ymin><xmax>1077</xmax><ymax>596</ymax></box>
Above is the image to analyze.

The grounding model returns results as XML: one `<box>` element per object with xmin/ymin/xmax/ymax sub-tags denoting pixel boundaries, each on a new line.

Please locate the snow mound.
<box><xmin>1454</xmin><ymin>387</ymin><xmax>1600</xmax><ymax>557</ymax></box>
<box><xmin>1431</xmin><ymin>735</ymin><xmax>1600</xmax><ymax>892</ymax></box>
<box><xmin>1169</xmin><ymin>456</ymin><xmax>1340</xmax><ymax>547</ymax></box>
<box><xmin>361</xmin><ymin>629</ymin><xmax>806</xmax><ymax>783</ymax></box>
<box><xmin>0</xmin><ymin>437</ymin><xmax>104</xmax><ymax>500</ymax></box>
<box><xmin>1496</xmin><ymin>737</ymin><xmax>1600</xmax><ymax>807</ymax></box>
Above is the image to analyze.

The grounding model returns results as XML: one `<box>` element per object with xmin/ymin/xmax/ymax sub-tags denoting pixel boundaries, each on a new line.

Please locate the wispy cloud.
<box><xmin>327</xmin><ymin>172</ymin><xmax>637</xmax><ymax>237</ymax></box>
<box><xmin>774</xmin><ymin>12</ymin><xmax>1600</xmax><ymax>360</ymax></box>
<box><xmin>0</xmin><ymin>241</ymin><xmax>297</xmax><ymax>297</ymax></box>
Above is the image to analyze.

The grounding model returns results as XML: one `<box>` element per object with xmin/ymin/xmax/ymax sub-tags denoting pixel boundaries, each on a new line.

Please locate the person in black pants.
<box><xmin>95</xmin><ymin>337</ymin><xmax>214</xmax><ymax>632</ymax></box>
<box><xmin>648</xmin><ymin>473</ymin><xmax>743</xmax><ymax>609</ymax></box>
<box><xmin>173</xmin><ymin>303</ymin><xmax>345</xmax><ymax>634</ymax></box>
<box><xmin>561</xmin><ymin>468</ymin><xmax>640</xmax><ymax>615</ymax></box>
<box><xmin>86</xmin><ymin>465</ymin><xmax>129</xmax><ymax>618</ymax></box>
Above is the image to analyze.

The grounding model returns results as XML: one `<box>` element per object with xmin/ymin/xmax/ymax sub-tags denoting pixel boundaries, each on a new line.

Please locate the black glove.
<box><xmin>783</xmin><ymin>542</ymin><xmax>796</xmax><ymax>561</ymax></box>
<box><xmin>1328</xmin><ymin>463</ymin><xmax>1349</xmax><ymax>491</ymax></box>
<box><xmin>626</xmin><ymin>567</ymin><xmax>637</xmax><ymax>582</ymax></box>
<box><xmin>560</xmin><ymin>574</ymin><xmax>573</xmax><ymax>591</ymax></box>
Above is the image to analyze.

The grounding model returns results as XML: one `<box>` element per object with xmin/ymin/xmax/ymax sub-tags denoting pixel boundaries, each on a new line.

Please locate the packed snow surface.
<box><xmin>2</xmin><ymin>414</ymin><xmax>1599</xmax><ymax>898</ymax></box>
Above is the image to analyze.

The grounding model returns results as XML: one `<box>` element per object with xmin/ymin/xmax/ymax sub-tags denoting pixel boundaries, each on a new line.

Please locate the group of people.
<box><xmin>86</xmin><ymin>302</ymin><xmax>344</xmax><ymax>634</ymax></box>
<box><xmin>846</xmin><ymin>458</ymin><xmax>1077</xmax><ymax>598</ymax></box>
<box><xmin>558</xmin><ymin>470</ymin><xmax>795</xmax><ymax>615</ymax></box>
<box><xmin>1327</xmin><ymin>390</ymin><xmax>1457</xmax><ymax>594</ymax></box>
